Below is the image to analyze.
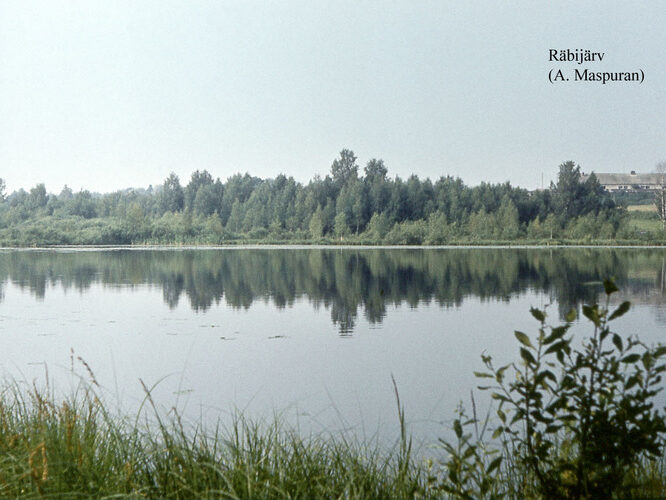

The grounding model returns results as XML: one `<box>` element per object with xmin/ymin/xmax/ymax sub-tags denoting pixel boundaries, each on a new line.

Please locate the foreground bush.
<box><xmin>439</xmin><ymin>279</ymin><xmax>666</xmax><ymax>499</ymax></box>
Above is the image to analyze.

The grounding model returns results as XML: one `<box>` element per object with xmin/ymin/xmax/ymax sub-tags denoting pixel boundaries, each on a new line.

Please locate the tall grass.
<box><xmin>0</xmin><ymin>378</ymin><xmax>427</xmax><ymax>498</ymax></box>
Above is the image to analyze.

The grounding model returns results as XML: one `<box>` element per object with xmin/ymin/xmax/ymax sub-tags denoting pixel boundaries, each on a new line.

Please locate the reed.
<box><xmin>0</xmin><ymin>379</ymin><xmax>427</xmax><ymax>498</ymax></box>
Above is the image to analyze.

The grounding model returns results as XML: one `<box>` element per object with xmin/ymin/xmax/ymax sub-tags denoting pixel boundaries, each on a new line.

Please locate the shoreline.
<box><xmin>2</xmin><ymin>242</ymin><xmax>666</xmax><ymax>251</ymax></box>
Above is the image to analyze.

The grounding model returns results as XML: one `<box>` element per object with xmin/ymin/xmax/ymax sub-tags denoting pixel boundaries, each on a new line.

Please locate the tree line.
<box><xmin>0</xmin><ymin>151</ymin><xmax>641</xmax><ymax>245</ymax></box>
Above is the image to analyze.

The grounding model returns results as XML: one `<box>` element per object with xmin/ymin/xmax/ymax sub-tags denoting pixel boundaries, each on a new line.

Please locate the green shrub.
<box><xmin>440</xmin><ymin>279</ymin><xmax>666</xmax><ymax>499</ymax></box>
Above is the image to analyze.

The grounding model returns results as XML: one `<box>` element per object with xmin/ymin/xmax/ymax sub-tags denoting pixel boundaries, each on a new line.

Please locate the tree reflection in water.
<box><xmin>0</xmin><ymin>248</ymin><xmax>664</xmax><ymax>333</ymax></box>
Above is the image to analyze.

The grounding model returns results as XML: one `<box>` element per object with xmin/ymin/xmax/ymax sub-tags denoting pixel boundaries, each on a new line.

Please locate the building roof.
<box><xmin>581</xmin><ymin>173</ymin><xmax>665</xmax><ymax>185</ymax></box>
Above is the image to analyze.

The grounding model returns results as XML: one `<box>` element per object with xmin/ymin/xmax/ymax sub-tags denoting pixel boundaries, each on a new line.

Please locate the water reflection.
<box><xmin>0</xmin><ymin>247</ymin><xmax>664</xmax><ymax>333</ymax></box>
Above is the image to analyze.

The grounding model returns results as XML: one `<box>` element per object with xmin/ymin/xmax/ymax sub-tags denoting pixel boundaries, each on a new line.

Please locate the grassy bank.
<box><xmin>1</xmin><ymin>209</ymin><xmax>665</xmax><ymax>247</ymax></box>
<box><xmin>0</xmin><ymin>381</ymin><xmax>427</xmax><ymax>499</ymax></box>
<box><xmin>1</xmin><ymin>214</ymin><xmax>666</xmax><ymax>247</ymax></box>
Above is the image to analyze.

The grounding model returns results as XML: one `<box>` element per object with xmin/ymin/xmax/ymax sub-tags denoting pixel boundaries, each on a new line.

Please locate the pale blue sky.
<box><xmin>1</xmin><ymin>0</ymin><xmax>664</xmax><ymax>193</ymax></box>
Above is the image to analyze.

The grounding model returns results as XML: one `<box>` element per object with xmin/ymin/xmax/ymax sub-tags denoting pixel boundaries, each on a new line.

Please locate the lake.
<box><xmin>0</xmin><ymin>247</ymin><xmax>664</xmax><ymax>449</ymax></box>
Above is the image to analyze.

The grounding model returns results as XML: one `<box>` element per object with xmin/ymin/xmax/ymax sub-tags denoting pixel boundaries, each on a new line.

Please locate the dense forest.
<box><xmin>0</xmin><ymin>151</ymin><xmax>661</xmax><ymax>245</ymax></box>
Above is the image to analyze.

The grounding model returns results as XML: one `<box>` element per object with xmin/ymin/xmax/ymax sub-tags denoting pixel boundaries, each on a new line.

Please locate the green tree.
<box><xmin>406</xmin><ymin>175</ymin><xmax>427</xmax><ymax>220</ymax></box>
<box><xmin>365</xmin><ymin>160</ymin><xmax>391</xmax><ymax>216</ymax></box>
<box><xmin>241</xmin><ymin>183</ymin><xmax>271</xmax><ymax>231</ymax></box>
<box><xmin>330</xmin><ymin>149</ymin><xmax>358</xmax><ymax>189</ymax></box>
<box><xmin>552</xmin><ymin>161</ymin><xmax>583</xmax><ymax>222</ymax></box>
<box><xmin>126</xmin><ymin>202</ymin><xmax>145</xmax><ymax>228</ymax></box>
<box><xmin>384</xmin><ymin>220</ymin><xmax>426</xmax><ymax>244</ymax></box>
<box><xmin>552</xmin><ymin>162</ymin><xmax>615</xmax><ymax>224</ymax></box>
<box><xmin>497</xmin><ymin>195</ymin><xmax>520</xmax><ymax>239</ymax></box>
<box><xmin>336</xmin><ymin>184</ymin><xmax>353</xmax><ymax>229</ymax></box>
<box><xmin>365</xmin><ymin>212</ymin><xmax>390</xmax><ymax>241</ymax></box>
<box><xmin>334</xmin><ymin>212</ymin><xmax>350</xmax><ymax>239</ymax></box>
<box><xmin>45</xmin><ymin>194</ymin><xmax>63</xmax><ymax>216</ymax></box>
<box><xmin>28</xmin><ymin>183</ymin><xmax>48</xmax><ymax>211</ymax></box>
<box><xmin>363</xmin><ymin>158</ymin><xmax>387</xmax><ymax>182</ymax></box>
<box><xmin>467</xmin><ymin>208</ymin><xmax>495</xmax><ymax>240</ymax></box>
<box><xmin>322</xmin><ymin>199</ymin><xmax>336</xmax><ymax>235</ymax></box>
<box><xmin>567</xmin><ymin>213</ymin><xmax>597</xmax><ymax>241</ymax></box>
<box><xmin>185</xmin><ymin>170</ymin><xmax>214</xmax><ymax>210</ymax></box>
<box><xmin>69</xmin><ymin>190</ymin><xmax>97</xmax><ymax>219</ymax></box>
<box><xmin>543</xmin><ymin>213</ymin><xmax>560</xmax><ymax>239</ymax></box>
<box><xmin>425</xmin><ymin>212</ymin><xmax>449</xmax><ymax>244</ymax></box>
<box><xmin>193</xmin><ymin>182</ymin><xmax>223</xmax><ymax>216</ymax></box>
<box><xmin>387</xmin><ymin>177</ymin><xmax>408</xmax><ymax>223</ymax></box>
<box><xmin>151</xmin><ymin>212</ymin><xmax>178</xmax><ymax>242</ymax></box>
<box><xmin>159</xmin><ymin>173</ymin><xmax>185</xmax><ymax>213</ymax></box>
<box><xmin>580</xmin><ymin>173</ymin><xmax>608</xmax><ymax>214</ymax></box>
<box><xmin>309</xmin><ymin>206</ymin><xmax>325</xmax><ymax>239</ymax></box>
<box><xmin>59</xmin><ymin>185</ymin><xmax>73</xmax><ymax>200</ymax></box>
<box><xmin>349</xmin><ymin>180</ymin><xmax>368</xmax><ymax>233</ymax></box>
<box><xmin>226</xmin><ymin>199</ymin><xmax>244</xmax><ymax>233</ymax></box>
<box><xmin>220</xmin><ymin>173</ymin><xmax>258</xmax><ymax>225</ymax></box>
<box><xmin>268</xmin><ymin>218</ymin><xmax>283</xmax><ymax>238</ymax></box>
<box><xmin>527</xmin><ymin>216</ymin><xmax>543</xmax><ymax>239</ymax></box>
<box><xmin>204</xmin><ymin>213</ymin><xmax>225</xmax><ymax>242</ymax></box>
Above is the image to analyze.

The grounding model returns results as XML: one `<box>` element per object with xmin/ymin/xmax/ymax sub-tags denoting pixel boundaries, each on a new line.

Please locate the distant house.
<box><xmin>580</xmin><ymin>171</ymin><xmax>665</xmax><ymax>192</ymax></box>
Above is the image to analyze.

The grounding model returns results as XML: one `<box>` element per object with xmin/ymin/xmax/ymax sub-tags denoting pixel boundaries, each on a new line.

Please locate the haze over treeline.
<box><xmin>0</xmin><ymin>150</ymin><xmax>641</xmax><ymax>245</ymax></box>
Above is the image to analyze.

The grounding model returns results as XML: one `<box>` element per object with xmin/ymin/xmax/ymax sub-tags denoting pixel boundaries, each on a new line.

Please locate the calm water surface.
<box><xmin>0</xmin><ymin>247</ymin><xmax>664</xmax><ymax>448</ymax></box>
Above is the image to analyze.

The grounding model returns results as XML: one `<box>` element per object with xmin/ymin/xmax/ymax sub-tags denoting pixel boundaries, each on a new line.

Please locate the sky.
<box><xmin>0</xmin><ymin>0</ymin><xmax>664</xmax><ymax>194</ymax></box>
